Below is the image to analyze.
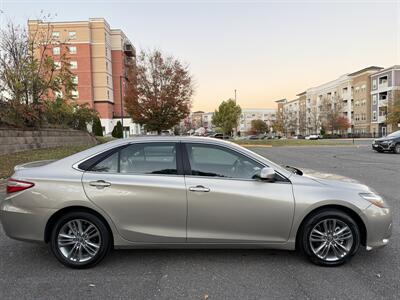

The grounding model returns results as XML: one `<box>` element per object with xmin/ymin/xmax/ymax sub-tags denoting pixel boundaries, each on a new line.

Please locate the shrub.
<box><xmin>112</xmin><ymin>121</ymin><xmax>123</xmax><ymax>138</ymax></box>
<box><xmin>92</xmin><ymin>117</ymin><xmax>103</xmax><ymax>136</ymax></box>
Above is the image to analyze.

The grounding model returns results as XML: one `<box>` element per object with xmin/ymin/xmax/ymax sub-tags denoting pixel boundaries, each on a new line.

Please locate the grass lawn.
<box><xmin>235</xmin><ymin>139</ymin><xmax>349</xmax><ymax>147</ymax></box>
<box><xmin>0</xmin><ymin>145</ymin><xmax>93</xmax><ymax>179</ymax></box>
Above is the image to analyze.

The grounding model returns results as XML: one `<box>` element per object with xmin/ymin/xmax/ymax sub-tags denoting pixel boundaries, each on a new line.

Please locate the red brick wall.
<box><xmin>111</xmin><ymin>50</ymin><xmax>125</xmax><ymax>117</ymax></box>
<box><xmin>94</xmin><ymin>102</ymin><xmax>114</xmax><ymax>119</ymax></box>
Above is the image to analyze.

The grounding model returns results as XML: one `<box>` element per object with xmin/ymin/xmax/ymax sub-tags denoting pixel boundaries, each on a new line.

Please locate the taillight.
<box><xmin>6</xmin><ymin>179</ymin><xmax>35</xmax><ymax>194</ymax></box>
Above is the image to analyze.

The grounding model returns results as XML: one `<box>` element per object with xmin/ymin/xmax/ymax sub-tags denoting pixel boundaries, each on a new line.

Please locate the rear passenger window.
<box><xmin>120</xmin><ymin>143</ymin><xmax>177</xmax><ymax>174</ymax></box>
<box><xmin>89</xmin><ymin>143</ymin><xmax>177</xmax><ymax>175</ymax></box>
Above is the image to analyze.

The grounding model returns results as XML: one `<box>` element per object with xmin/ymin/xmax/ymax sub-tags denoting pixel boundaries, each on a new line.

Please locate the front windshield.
<box><xmin>387</xmin><ymin>131</ymin><xmax>400</xmax><ymax>138</ymax></box>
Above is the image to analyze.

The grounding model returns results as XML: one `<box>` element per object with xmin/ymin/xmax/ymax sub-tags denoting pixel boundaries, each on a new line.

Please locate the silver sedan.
<box><xmin>0</xmin><ymin>137</ymin><xmax>392</xmax><ymax>268</ymax></box>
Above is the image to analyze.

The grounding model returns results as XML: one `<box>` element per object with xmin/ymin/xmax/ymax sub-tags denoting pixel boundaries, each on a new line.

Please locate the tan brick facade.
<box><xmin>28</xmin><ymin>18</ymin><xmax>137</xmax><ymax>135</ymax></box>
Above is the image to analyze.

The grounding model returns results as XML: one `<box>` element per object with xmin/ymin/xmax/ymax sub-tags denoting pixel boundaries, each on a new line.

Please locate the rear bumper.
<box><xmin>0</xmin><ymin>198</ymin><xmax>54</xmax><ymax>242</ymax></box>
<box><xmin>360</xmin><ymin>204</ymin><xmax>392</xmax><ymax>250</ymax></box>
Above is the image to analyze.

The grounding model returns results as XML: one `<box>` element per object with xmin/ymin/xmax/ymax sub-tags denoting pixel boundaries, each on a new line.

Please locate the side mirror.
<box><xmin>256</xmin><ymin>167</ymin><xmax>276</xmax><ymax>181</ymax></box>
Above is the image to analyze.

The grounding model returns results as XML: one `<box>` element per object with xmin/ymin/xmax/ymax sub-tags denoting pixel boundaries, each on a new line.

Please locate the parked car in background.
<box><xmin>292</xmin><ymin>135</ymin><xmax>305</xmax><ymax>139</ymax></box>
<box><xmin>1</xmin><ymin>137</ymin><xmax>392</xmax><ymax>268</ymax></box>
<box><xmin>306</xmin><ymin>134</ymin><xmax>319</xmax><ymax>140</ymax></box>
<box><xmin>211</xmin><ymin>133</ymin><xmax>231</xmax><ymax>139</ymax></box>
<box><xmin>372</xmin><ymin>130</ymin><xmax>400</xmax><ymax>154</ymax></box>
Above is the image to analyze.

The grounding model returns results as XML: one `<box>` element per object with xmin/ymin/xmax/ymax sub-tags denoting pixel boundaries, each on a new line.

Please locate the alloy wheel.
<box><xmin>57</xmin><ymin>219</ymin><xmax>102</xmax><ymax>263</ymax></box>
<box><xmin>309</xmin><ymin>218</ymin><xmax>353</xmax><ymax>262</ymax></box>
<box><xmin>395</xmin><ymin>144</ymin><xmax>400</xmax><ymax>154</ymax></box>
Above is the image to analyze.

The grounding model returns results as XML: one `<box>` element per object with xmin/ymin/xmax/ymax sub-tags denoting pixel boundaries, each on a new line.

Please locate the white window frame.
<box><xmin>72</xmin><ymin>76</ymin><xmax>78</xmax><ymax>84</ymax></box>
<box><xmin>71</xmin><ymin>90</ymin><xmax>79</xmax><ymax>99</ymax></box>
<box><xmin>52</xmin><ymin>31</ymin><xmax>60</xmax><ymax>39</ymax></box>
<box><xmin>70</xmin><ymin>61</ymin><xmax>78</xmax><ymax>69</ymax></box>
<box><xmin>54</xmin><ymin>61</ymin><xmax>61</xmax><ymax>69</ymax></box>
<box><xmin>68</xmin><ymin>31</ymin><xmax>77</xmax><ymax>39</ymax></box>
<box><xmin>52</xmin><ymin>47</ymin><xmax>60</xmax><ymax>55</ymax></box>
<box><xmin>68</xmin><ymin>46</ymin><xmax>77</xmax><ymax>54</ymax></box>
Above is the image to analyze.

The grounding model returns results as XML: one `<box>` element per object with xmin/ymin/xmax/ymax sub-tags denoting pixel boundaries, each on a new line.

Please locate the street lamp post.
<box><xmin>119</xmin><ymin>75</ymin><xmax>128</xmax><ymax>138</ymax></box>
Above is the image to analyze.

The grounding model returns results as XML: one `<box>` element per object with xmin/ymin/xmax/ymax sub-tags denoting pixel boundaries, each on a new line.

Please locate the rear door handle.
<box><xmin>89</xmin><ymin>180</ymin><xmax>111</xmax><ymax>189</ymax></box>
<box><xmin>189</xmin><ymin>185</ymin><xmax>210</xmax><ymax>192</ymax></box>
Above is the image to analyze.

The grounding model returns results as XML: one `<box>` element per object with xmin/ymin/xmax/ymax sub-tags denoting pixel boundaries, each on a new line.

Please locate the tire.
<box><xmin>50</xmin><ymin>211</ymin><xmax>111</xmax><ymax>269</ymax></box>
<box><xmin>394</xmin><ymin>143</ymin><xmax>400</xmax><ymax>154</ymax></box>
<box><xmin>298</xmin><ymin>209</ymin><xmax>360</xmax><ymax>267</ymax></box>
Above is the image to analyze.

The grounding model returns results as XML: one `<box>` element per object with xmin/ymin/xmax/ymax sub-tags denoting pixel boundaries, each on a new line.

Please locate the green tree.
<box><xmin>124</xmin><ymin>49</ymin><xmax>194</xmax><ymax>134</ymax></box>
<box><xmin>251</xmin><ymin>119</ymin><xmax>268</xmax><ymax>134</ymax></box>
<box><xmin>92</xmin><ymin>117</ymin><xmax>103</xmax><ymax>136</ymax></box>
<box><xmin>212</xmin><ymin>99</ymin><xmax>241</xmax><ymax>135</ymax></box>
<box><xmin>112</xmin><ymin>121</ymin><xmax>123</xmax><ymax>138</ymax></box>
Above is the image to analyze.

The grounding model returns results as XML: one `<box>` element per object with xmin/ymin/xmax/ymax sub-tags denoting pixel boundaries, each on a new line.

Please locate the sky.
<box><xmin>1</xmin><ymin>0</ymin><xmax>399</xmax><ymax>112</ymax></box>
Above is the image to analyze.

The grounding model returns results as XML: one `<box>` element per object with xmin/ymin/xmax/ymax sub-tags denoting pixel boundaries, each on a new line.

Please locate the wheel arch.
<box><xmin>295</xmin><ymin>204</ymin><xmax>367</xmax><ymax>250</ymax></box>
<box><xmin>44</xmin><ymin>206</ymin><xmax>114</xmax><ymax>245</ymax></box>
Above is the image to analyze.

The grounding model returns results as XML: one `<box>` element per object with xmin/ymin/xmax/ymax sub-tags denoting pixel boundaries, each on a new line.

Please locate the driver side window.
<box><xmin>185</xmin><ymin>143</ymin><xmax>263</xmax><ymax>179</ymax></box>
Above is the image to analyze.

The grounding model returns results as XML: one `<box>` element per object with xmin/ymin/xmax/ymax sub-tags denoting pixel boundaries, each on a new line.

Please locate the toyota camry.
<box><xmin>0</xmin><ymin>137</ymin><xmax>392</xmax><ymax>268</ymax></box>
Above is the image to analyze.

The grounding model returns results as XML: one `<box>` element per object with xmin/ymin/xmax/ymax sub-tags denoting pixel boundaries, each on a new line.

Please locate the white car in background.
<box><xmin>306</xmin><ymin>134</ymin><xmax>320</xmax><ymax>140</ymax></box>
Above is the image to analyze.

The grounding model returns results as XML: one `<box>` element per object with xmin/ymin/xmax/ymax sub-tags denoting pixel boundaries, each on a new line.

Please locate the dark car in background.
<box><xmin>372</xmin><ymin>130</ymin><xmax>400</xmax><ymax>154</ymax></box>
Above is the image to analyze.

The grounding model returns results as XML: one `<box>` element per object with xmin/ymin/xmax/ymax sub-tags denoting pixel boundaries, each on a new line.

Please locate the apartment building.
<box><xmin>201</xmin><ymin>112</ymin><xmax>215</xmax><ymax>130</ymax></box>
<box><xmin>28</xmin><ymin>18</ymin><xmax>140</xmax><ymax>136</ymax></box>
<box><xmin>371</xmin><ymin>65</ymin><xmax>400</xmax><ymax>137</ymax></box>
<box><xmin>238</xmin><ymin>108</ymin><xmax>276</xmax><ymax>134</ymax></box>
<box><xmin>281</xmin><ymin>66</ymin><xmax>385</xmax><ymax>136</ymax></box>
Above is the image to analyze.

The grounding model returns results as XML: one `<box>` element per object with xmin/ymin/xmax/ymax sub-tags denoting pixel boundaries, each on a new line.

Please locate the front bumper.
<box><xmin>360</xmin><ymin>204</ymin><xmax>392</xmax><ymax>250</ymax></box>
<box><xmin>372</xmin><ymin>143</ymin><xmax>395</xmax><ymax>151</ymax></box>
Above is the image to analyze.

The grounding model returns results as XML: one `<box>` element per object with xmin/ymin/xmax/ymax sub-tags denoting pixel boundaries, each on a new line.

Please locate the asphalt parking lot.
<box><xmin>0</xmin><ymin>142</ymin><xmax>399</xmax><ymax>299</ymax></box>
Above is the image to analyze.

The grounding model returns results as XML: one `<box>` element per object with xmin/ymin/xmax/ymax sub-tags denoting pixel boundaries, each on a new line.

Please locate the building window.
<box><xmin>54</xmin><ymin>91</ymin><xmax>63</xmax><ymax>98</ymax></box>
<box><xmin>52</xmin><ymin>31</ymin><xmax>60</xmax><ymax>39</ymax></box>
<box><xmin>54</xmin><ymin>61</ymin><xmax>61</xmax><ymax>69</ymax></box>
<box><xmin>372</xmin><ymin>94</ymin><xmax>377</xmax><ymax>105</ymax></box>
<box><xmin>372</xmin><ymin>79</ymin><xmax>377</xmax><ymax>89</ymax></box>
<box><xmin>72</xmin><ymin>76</ymin><xmax>78</xmax><ymax>84</ymax></box>
<box><xmin>71</xmin><ymin>90</ymin><xmax>79</xmax><ymax>99</ymax></box>
<box><xmin>68</xmin><ymin>31</ymin><xmax>77</xmax><ymax>39</ymax></box>
<box><xmin>107</xmin><ymin>90</ymin><xmax>110</xmax><ymax>99</ymax></box>
<box><xmin>105</xmin><ymin>61</ymin><xmax>108</xmax><ymax>71</ymax></box>
<box><xmin>52</xmin><ymin>47</ymin><xmax>60</xmax><ymax>55</ymax></box>
<box><xmin>105</xmin><ymin>47</ymin><xmax>108</xmax><ymax>57</ymax></box>
<box><xmin>373</xmin><ymin>111</ymin><xmax>377</xmax><ymax>121</ymax></box>
<box><xmin>107</xmin><ymin>76</ymin><xmax>109</xmax><ymax>85</ymax></box>
<box><xmin>70</xmin><ymin>61</ymin><xmax>77</xmax><ymax>69</ymax></box>
<box><xmin>68</xmin><ymin>46</ymin><xmax>77</xmax><ymax>54</ymax></box>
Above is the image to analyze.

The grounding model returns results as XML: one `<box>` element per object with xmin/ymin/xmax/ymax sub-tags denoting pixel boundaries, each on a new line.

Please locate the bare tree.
<box><xmin>0</xmin><ymin>18</ymin><xmax>75</xmax><ymax>106</ymax></box>
<box><xmin>319</xmin><ymin>95</ymin><xmax>346</xmax><ymax>134</ymax></box>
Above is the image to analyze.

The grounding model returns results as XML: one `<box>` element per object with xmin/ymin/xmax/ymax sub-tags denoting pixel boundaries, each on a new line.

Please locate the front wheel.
<box><xmin>394</xmin><ymin>144</ymin><xmax>400</xmax><ymax>154</ymax></box>
<box><xmin>50</xmin><ymin>211</ymin><xmax>111</xmax><ymax>268</ymax></box>
<box><xmin>299</xmin><ymin>209</ymin><xmax>360</xmax><ymax>266</ymax></box>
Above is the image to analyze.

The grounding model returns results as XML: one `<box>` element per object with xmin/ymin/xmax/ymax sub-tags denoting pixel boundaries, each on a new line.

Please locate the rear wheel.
<box><xmin>394</xmin><ymin>143</ymin><xmax>400</xmax><ymax>154</ymax></box>
<box><xmin>50</xmin><ymin>211</ymin><xmax>111</xmax><ymax>268</ymax></box>
<box><xmin>299</xmin><ymin>209</ymin><xmax>360</xmax><ymax>266</ymax></box>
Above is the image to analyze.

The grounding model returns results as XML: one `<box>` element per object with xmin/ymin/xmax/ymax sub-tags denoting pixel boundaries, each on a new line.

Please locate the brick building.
<box><xmin>28</xmin><ymin>18</ymin><xmax>141</xmax><ymax>136</ymax></box>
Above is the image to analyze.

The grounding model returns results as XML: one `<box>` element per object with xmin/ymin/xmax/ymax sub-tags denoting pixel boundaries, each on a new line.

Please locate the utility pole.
<box><xmin>120</xmin><ymin>76</ymin><xmax>124</xmax><ymax>137</ymax></box>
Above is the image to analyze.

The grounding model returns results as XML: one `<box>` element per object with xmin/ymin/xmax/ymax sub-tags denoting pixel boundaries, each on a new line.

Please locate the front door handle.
<box><xmin>89</xmin><ymin>180</ymin><xmax>111</xmax><ymax>189</ymax></box>
<box><xmin>189</xmin><ymin>185</ymin><xmax>210</xmax><ymax>192</ymax></box>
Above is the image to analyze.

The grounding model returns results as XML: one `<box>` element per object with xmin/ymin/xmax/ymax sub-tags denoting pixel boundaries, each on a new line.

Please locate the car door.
<box><xmin>82</xmin><ymin>142</ymin><xmax>187</xmax><ymax>243</ymax></box>
<box><xmin>183</xmin><ymin>142</ymin><xmax>294</xmax><ymax>243</ymax></box>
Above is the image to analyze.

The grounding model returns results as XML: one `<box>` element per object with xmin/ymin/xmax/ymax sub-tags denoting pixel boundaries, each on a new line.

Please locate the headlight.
<box><xmin>359</xmin><ymin>192</ymin><xmax>386</xmax><ymax>208</ymax></box>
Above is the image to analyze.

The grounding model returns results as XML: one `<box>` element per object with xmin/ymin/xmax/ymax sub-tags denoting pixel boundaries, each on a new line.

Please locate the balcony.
<box><xmin>378</xmin><ymin>115</ymin><xmax>386</xmax><ymax>123</ymax></box>
<box><xmin>378</xmin><ymin>100</ymin><xmax>388</xmax><ymax>107</ymax></box>
<box><xmin>124</xmin><ymin>43</ymin><xmax>136</xmax><ymax>57</ymax></box>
